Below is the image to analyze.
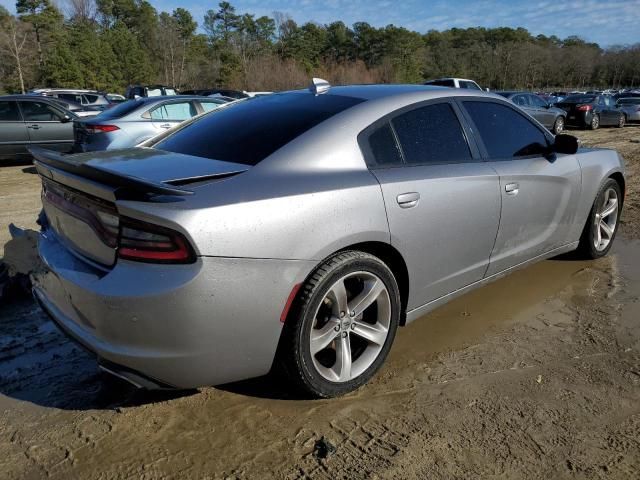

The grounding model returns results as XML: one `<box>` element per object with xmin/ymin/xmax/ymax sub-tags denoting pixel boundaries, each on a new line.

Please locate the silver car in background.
<box><xmin>73</xmin><ymin>96</ymin><xmax>232</xmax><ymax>152</ymax></box>
<box><xmin>31</xmin><ymin>83</ymin><xmax>625</xmax><ymax>398</ymax></box>
<box><xmin>618</xmin><ymin>97</ymin><xmax>640</xmax><ymax>123</ymax></box>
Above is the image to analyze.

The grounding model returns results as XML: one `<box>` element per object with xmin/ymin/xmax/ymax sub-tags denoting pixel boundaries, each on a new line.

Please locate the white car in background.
<box><xmin>424</xmin><ymin>78</ymin><xmax>482</xmax><ymax>90</ymax></box>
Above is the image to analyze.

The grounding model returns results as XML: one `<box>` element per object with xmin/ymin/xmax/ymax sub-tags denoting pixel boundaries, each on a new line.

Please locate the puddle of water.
<box><xmin>390</xmin><ymin>253</ymin><xmax>604</xmax><ymax>364</ymax></box>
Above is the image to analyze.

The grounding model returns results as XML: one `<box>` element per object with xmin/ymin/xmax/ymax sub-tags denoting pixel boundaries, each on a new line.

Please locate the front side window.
<box><xmin>147</xmin><ymin>88</ymin><xmax>162</xmax><ymax>97</ymax></box>
<box><xmin>19</xmin><ymin>101</ymin><xmax>64</xmax><ymax>122</ymax></box>
<box><xmin>149</xmin><ymin>102</ymin><xmax>196</xmax><ymax>121</ymax></box>
<box><xmin>463</xmin><ymin>101</ymin><xmax>549</xmax><ymax>158</ymax></box>
<box><xmin>391</xmin><ymin>103</ymin><xmax>472</xmax><ymax>165</ymax></box>
<box><xmin>0</xmin><ymin>101</ymin><xmax>21</xmax><ymax>121</ymax></box>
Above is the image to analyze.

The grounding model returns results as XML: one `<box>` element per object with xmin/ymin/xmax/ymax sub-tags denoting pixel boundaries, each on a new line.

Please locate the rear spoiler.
<box><xmin>29</xmin><ymin>146</ymin><xmax>193</xmax><ymax>197</ymax></box>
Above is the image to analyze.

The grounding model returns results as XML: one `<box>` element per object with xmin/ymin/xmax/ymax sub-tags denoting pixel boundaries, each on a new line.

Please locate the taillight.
<box><xmin>576</xmin><ymin>105</ymin><xmax>592</xmax><ymax>111</ymax></box>
<box><xmin>117</xmin><ymin>217</ymin><xmax>196</xmax><ymax>264</ymax></box>
<box><xmin>85</xmin><ymin>124</ymin><xmax>119</xmax><ymax>134</ymax></box>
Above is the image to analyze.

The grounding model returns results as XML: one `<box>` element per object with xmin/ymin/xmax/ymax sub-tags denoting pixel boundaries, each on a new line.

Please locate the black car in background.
<box><xmin>496</xmin><ymin>91</ymin><xmax>567</xmax><ymax>134</ymax></box>
<box><xmin>555</xmin><ymin>94</ymin><xmax>625</xmax><ymax>129</ymax></box>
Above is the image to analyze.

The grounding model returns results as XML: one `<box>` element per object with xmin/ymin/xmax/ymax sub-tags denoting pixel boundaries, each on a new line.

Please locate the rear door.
<box><xmin>148</xmin><ymin>100</ymin><xmax>198</xmax><ymax>132</ymax></box>
<box><xmin>18</xmin><ymin>100</ymin><xmax>74</xmax><ymax>153</ymax></box>
<box><xmin>459</xmin><ymin>99</ymin><xmax>582</xmax><ymax>276</ymax></box>
<box><xmin>363</xmin><ymin>101</ymin><xmax>501</xmax><ymax>310</ymax></box>
<box><xmin>0</xmin><ymin>100</ymin><xmax>30</xmax><ymax>160</ymax></box>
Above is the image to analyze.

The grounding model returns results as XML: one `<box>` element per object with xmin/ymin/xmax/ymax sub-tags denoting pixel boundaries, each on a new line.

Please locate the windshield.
<box><xmin>562</xmin><ymin>95</ymin><xmax>596</xmax><ymax>104</ymax></box>
<box><xmin>153</xmin><ymin>92</ymin><xmax>364</xmax><ymax>166</ymax></box>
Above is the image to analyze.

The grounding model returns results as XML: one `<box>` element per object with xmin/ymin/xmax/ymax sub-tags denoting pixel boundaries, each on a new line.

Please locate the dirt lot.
<box><xmin>0</xmin><ymin>126</ymin><xmax>639</xmax><ymax>479</ymax></box>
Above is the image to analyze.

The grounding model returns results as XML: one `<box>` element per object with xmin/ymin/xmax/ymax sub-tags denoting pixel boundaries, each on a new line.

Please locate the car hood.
<box><xmin>68</xmin><ymin>148</ymin><xmax>249</xmax><ymax>185</ymax></box>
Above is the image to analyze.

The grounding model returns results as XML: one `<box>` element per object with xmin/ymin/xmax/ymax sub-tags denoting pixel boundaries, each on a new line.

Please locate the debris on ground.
<box><xmin>313</xmin><ymin>436</ymin><xmax>337</xmax><ymax>459</ymax></box>
<box><xmin>0</xmin><ymin>225</ymin><xmax>42</xmax><ymax>302</ymax></box>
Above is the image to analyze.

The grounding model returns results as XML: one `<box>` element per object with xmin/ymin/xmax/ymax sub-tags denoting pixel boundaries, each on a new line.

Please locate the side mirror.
<box><xmin>553</xmin><ymin>133</ymin><xmax>579</xmax><ymax>155</ymax></box>
<box><xmin>60</xmin><ymin>114</ymin><xmax>72</xmax><ymax>123</ymax></box>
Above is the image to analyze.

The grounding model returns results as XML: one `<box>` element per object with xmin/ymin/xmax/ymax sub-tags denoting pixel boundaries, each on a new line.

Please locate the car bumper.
<box><xmin>32</xmin><ymin>229</ymin><xmax>315</xmax><ymax>389</ymax></box>
<box><xmin>564</xmin><ymin>111</ymin><xmax>590</xmax><ymax>127</ymax></box>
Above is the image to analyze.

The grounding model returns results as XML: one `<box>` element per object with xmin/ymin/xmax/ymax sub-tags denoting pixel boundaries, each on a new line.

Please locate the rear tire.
<box><xmin>577</xmin><ymin>178</ymin><xmax>621</xmax><ymax>259</ymax></box>
<box><xmin>277</xmin><ymin>251</ymin><xmax>401</xmax><ymax>398</ymax></box>
<box><xmin>589</xmin><ymin>114</ymin><xmax>600</xmax><ymax>130</ymax></box>
<box><xmin>553</xmin><ymin>116</ymin><xmax>565</xmax><ymax>135</ymax></box>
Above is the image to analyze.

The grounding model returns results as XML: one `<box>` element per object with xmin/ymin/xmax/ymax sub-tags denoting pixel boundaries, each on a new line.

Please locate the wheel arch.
<box><xmin>282</xmin><ymin>241</ymin><xmax>411</xmax><ymax>327</ymax></box>
<box><xmin>609</xmin><ymin>171</ymin><xmax>626</xmax><ymax>203</ymax></box>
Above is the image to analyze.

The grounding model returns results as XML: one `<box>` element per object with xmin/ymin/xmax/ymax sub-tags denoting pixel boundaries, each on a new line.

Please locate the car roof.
<box><xmin>0</xmin><ymin>94</ymin><xmax>62</xmax><ymax>101</ymax></box>
<box><xmin>284</xmin><ymin>83</ymin><xmax>496</xmax><ymax>102</ymax></box>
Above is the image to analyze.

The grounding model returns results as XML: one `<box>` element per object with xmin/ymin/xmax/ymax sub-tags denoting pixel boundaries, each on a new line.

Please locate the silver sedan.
<box><xmin>31</xmin><ymin>82</ymin><xmax>625</xmax><ymax>398</ymax></box>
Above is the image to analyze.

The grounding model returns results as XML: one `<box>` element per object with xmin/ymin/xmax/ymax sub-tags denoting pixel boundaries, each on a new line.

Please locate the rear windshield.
<box><xmin>153</xmin><ymin>93</ymin><xmax>365</xmax><ymax>165</ymax></box>
<box><xmin>95</xmin><ymin>99</ymin><xmax>143</xmax><ymax>119</ymax></box>
<box><xmin>562</xmin><ymin>95</ymin><xmax>595</xmax><ymax>104</ymax></box>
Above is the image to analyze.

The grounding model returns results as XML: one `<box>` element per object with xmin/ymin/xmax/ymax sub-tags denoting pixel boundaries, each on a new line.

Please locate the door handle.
<box><xmin>159</xmin><ymin>123</ymin><xmax>171</xmax><ymax>129</ymax></box>
<box><xmin>505</xmin><ymin>182</ymin><xmax>519</xmax><ymax>195</ymax></box>
<box><xmin>27</xmin><ymin>124</ymin><xmax>40</xmax><ymax>130</ymax></box>
<box><xmin>397</xmin><ymin>192</ymin><xmax>420</xmax><ymax>208</ymax></box>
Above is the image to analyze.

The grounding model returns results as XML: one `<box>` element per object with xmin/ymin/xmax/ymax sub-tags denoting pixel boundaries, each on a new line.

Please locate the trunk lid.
<box><xmin>31</xmin><ymin>146</ymin><xmax>249</xmax><ymax>267</ymax></box>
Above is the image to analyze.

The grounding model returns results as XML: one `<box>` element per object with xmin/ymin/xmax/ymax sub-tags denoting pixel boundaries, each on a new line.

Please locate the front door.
<box><xmin>459</xmin><ymin>99</ymin><xmax>582</xmax><ymax>276</ymax></box>
<box><xmin>18</xmin><ymin>100</ymin><xmax>74</xmax><ymax>153</ymax></box>
<box><xmin>362</xmin><ymin>101</ymin><xmax>501</xmax><ymax>310</ymax></box>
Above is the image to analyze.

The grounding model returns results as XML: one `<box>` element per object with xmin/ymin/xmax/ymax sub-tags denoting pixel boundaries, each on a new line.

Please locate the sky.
<box><xmin>2</xmin><ymin>0</ymin><xmax>639</xmax><ymax>47</ymax></box>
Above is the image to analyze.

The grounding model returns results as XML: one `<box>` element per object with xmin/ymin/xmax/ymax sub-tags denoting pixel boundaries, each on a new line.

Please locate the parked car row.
<box><xmin>0</xmin><ymin>94</ymin><xmax>234</xmax><ymax>160</ymax></box>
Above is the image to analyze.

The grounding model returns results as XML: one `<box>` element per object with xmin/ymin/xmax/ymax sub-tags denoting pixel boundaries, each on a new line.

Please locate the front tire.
<box><xmin>278</xmin><ymin>251</ymin><xmax>401</xmax><ymax>398</ymax></box>
<box><xmin>617</xmin><ymin>114</ymin><xmax>626</xmax><ymax>128</ymax></box>
<box><xmin>577</xmin><ymin>178</ymin><xmax>621</xmax><ymax>259</ymax></box>
<box><xmin>553</xmin><ymin>116</ymin><xmax>565</xmax><ymax>135</ymax></box>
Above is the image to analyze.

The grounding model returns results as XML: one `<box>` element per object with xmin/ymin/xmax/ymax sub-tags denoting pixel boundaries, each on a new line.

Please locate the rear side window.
<box><xmin>391</xmin><ymin>103</ymin><xmax>472</xmax><ymax>165</ymax></box>
<box><xmin>149</xmin><ymin>102</ymin><xmax>196</xmax><ymax>121</ymax></box>
<box><xmin>366</xmin><ymin>123</ymin><xmax>403</xmax><ymax>166</ymax></box>
<box><xmin>59</xmin><ymin>93</ymin><xmax>84</xmax><ymax>104</ymax></box>
<box><xmin>154</xmin><ymin>93</ymin><xmax>364</xmax><ymax>166</ymax></box>
<box><xmin>463</xmin><ymin>101</ymin><xmax>549</xmax><ymax>158</ymax></box>
<box><xmin>0</xmin><ymin>101</ymin><xmax>21</xmax><ymax>121</ymax></box>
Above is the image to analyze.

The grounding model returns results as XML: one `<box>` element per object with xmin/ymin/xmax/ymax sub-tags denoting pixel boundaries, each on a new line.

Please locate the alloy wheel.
<box><xmin>593</xmin><ymin>187</ymin><xmax>619</xmax><ymax>251</ymax></box>
<box><xmin>554</xmin><ymin>117</ymin><xmax>564</xmax><ymax>134</ymax></box>
<box><xmin>309</xmin><ymin>271</ymin><xmax>391</xmax><ymax>383</ymax></box>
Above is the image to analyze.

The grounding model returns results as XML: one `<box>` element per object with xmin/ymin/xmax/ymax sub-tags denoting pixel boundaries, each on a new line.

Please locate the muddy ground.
<box><xmin>0</xmin><ymin>126</ymin><xmax>639</xmax><ymax>479</ymax></box>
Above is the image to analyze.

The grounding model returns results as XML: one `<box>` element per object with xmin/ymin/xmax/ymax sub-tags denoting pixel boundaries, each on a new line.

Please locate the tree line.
<box><xmin>1</xmin><ymin>0</ymin><xmax>639</xmax><ymax>94</ymax></box>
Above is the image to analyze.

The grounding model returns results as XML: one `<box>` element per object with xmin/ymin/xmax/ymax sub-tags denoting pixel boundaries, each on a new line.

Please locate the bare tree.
<box><xmin>0</xmin><ymin>15</ymin><xmax>31</xmax><ymax>93</ymax></box>
<box><xmin>64</xmin><ymin>0</ymin><xmax>97</xmax><ymax>22</ymax></box>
